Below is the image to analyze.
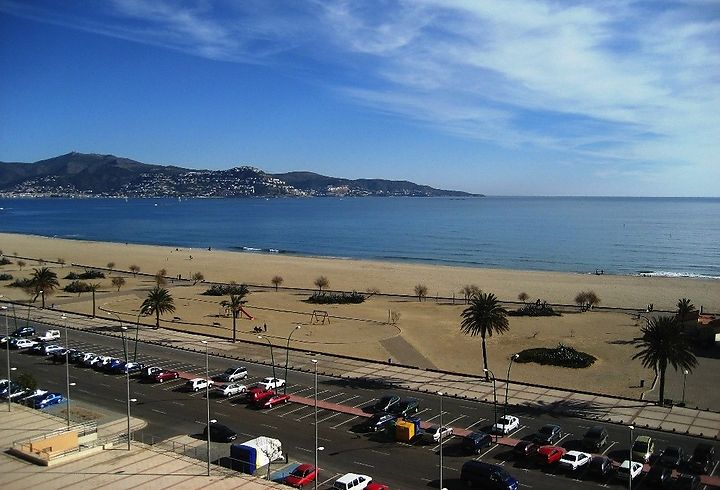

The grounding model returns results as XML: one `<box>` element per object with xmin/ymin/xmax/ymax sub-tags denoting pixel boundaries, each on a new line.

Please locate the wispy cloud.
<box><xmin>2</xmin><ymin>0</ymin><xmax>718</xmax><ymax>185</ymax></box>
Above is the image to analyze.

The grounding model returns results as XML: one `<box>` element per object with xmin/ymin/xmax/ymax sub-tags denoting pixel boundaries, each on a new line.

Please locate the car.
<box><xmin>185</xmin><ymin>378</ymin><xmax>213</xmax><ymax>391</ymax></box>
<box><xmin>67</xmin><ymin>349</ymin><xmax>85</xmax><ymax>363</ymax></box>
<box><xmin>587</xmin><ymin>455</ymin><xmax>614</xmax><ymax>478</ymax></box>
<box><xmin>151</xmin><ymin>370</ymin><xmax>180</xmax><ymax>382</ymax></box>
<box><xmin>423</xmin><ymin>425</ymin><xmax>453</xmax><ymax>443</ymax></box>
<box><xmin>363</xmin><ymin>412</ymin><xmax>398</xmax><ymax>432</ymax></box>
<box><xmin>365</xmin><ymin>484</ymin><xmax>389</xmax><ymax>490</ymax></box>
<box><xmin>285</xmin><ymin>463</ymin><xmax>318</xmax><ymax>487</ymax></box>
<box><xmin>142</xmin><ymin>366</ymin><xmax>163</xmax><ymax>378</ymax></box>
<box><xmin>218</xmin><ymin>366</ymin><xmax>247</xmax><ymax>382</ymax></box>
<box><xmin>18</xmin><ymin>389</ymin><xmax>49</xmax><ymax>405</ymax></box>
<box><xmin>0</xmin><ymin>380</ymin><xmax>22</xmax><ymax>399</ymax></box>
<box><xmin>216</xmin><ymin>382</ymin><xmax>247</xmax><ymax>397</ymax></box>
<box><xmin>533</xmin><ymin>424</ymin><xmax>562</xmax><ymax>444</ymax></box>
<box><xmin>202</xmin><ymin>421</ymin><xmax>237</xmax><ymax>442</ymax></box>
<box><xmin>673</xmin><ymin>473</ymin><xmax>701</xmax><ymax>489</ymax></box>
<box><xmin>13</xmin><ymin>338</ymin><xmax>38</xmax><ymax>350</ymax></box>
<box><xmin>616</xmin><ymin>460</ymin><xmax>643</xmax><ymax>481</ymax></box>
<box><xmin>247</xmin><ymin>386</ymin><xmax>275</xmax><ymax>403</ymax></box>
<box><xmin>582</xmin><ymin>426</ymin><xmax>609</xmax><ymax>451</ymax></box>
<box><xmin>36</xmin><ymin>329</ymin><xmax>61</xmax><ymax>341</ymax></box>
<box><xmin>460</xmin><ymin>460</ymin><xmax>519</xmax><ymax>490</ymax></box>
<box><xmin>493</xmin><ymin>415</ymin><xmax>520</xmax><ymax>435</ymax></box>
<box><xmin>41</xmin><ymin>343</ymin><xmax>64</xmax><ymax>355</ymax></box>
<box><xmin>689</xmin><ymin>443</ymin><xmax>715</xmax><ymax>474</ymax></box>
<box><xmin>513</xmin><ymin>440</ymin><xmax>539</xmax><ymax>459</ymax></box>
<box><xmin>659</xmin><ymin>445</ymin><xmax>686</xmax><ymax>468</ymax></box>
<box><xmin>107</xmin><ymin>358</ymin><xmax>126</xmax><ymax>371</ymax></box>
<box><xmin>333</xmin><ymin>473</ymin><xmax>372</xmax><ymax>490</ymax></box>
<box><xmin>30</xmin><ymin>342</ymin><xmax>48</xmax><ymax>354</ymax></box>
<box><xmin>78</xmin><ymin>352</ymin><xmax>96</xmax><ymax>364</ymax></box>
<box><xmin>391</xmin><ymin>397</ymin><xmax>419</xmax><ymax>417</ymax></box>
<box><xmin>257</xmin><ymin>377</ymin><xmax>285</xmax><ymax>390</ymax></box>
<box><xmin>645</xmin><ymin>464</ymin><xmax>673</xmax><ymax>488</ymax></box>
<box><xmin>120</xmin><ymin>362</ymin><xmax>145</xmax><ymax>374</ymax></box>
<box><xmin>51</xmin><ymin>348</ymin><xmax>78</xmax><ymax>363</ymax></box>
<box><xmin>93</xmin><ymin>356</ymin><xmax>115</xmax><ymax>370</ymax></box>
<box><xmin>632</xmin><ymin>435</ymin><xmax>656</xmax><ymax>462</ymax></box>
<box><xmin>11</xmin><ymin>326</ymin><xmax>35</xmax><ymax>338</ymax></box>
<box><xmin>462</xmin><ymin>431</ymin><xmax>493</xmax><ymax>454</ymax></box>
<box><xmin>33</xmin><ymin>392</ymin><xmax>65</xmax><ymax>409</ymax></box>
<box><xmin>373</xmin><ymin>394</ymin><xmax>400</xmax><ymax>413</ymax></box>
<box><xmin>258</xmin><ymin>393</ymin><xmax>291</xmax><ymax>408</ymax></box>
<box><xmin>536</xmin><ymin>445</ymin><xmax>566</xmax><ymax>465</ymax></box>
<box><xmin>558</xmin><ymin>450</ymin><xmax>592</xmax><ymax>471</ymax></box>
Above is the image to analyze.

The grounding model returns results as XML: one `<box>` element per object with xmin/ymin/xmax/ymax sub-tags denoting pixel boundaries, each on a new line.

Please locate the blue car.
<box><xmin>33</xmin><ymin>392</ymin><xmax>65</xmax><ymax>409</ymax></box>
<box><xmin>108</xmin><ymin>359</ymin><xmax>126</xmax><ymax>372</ymax></box>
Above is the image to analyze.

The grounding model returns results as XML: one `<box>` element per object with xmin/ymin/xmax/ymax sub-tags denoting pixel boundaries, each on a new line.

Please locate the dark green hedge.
<box><xmin>8</xmin><ymin>278</ymin><xmax>32</xmax><ymax>288</ymax></box>
<box><xmin>64</xmin><ymin>270</ymin><xmax>105</xmax><ymax>280</ymax></box>
<box><xmin>508</xmin><ymin>303</ymin><xmax>560</xmax><ymax>317</ymax></box>
<box><xmin>0</xmin><ymin>257</ymin><xmax>12</xmax><ymax>265</ymax></box>
<box><xmin>202</xmin><ymin>284</ymin><xmax>247</xmax><ymax>296</ymax></box>
<box><xmin>516</xmin><ymin>344</ymin><xmax>596</xmax><ymax>368</ymax></box>
<box><xmin>64</xmin><ymin>280</ymin><xmax>92</xmax><ymax>294</ymax></box>
<box><xmin>307</xmin><ymin>291</ymin><xmax>366</xmax><ymax>304</ymax></box>
<box><xmin>0</xmin><ymin>273</ymin><xmax>13</xmax><ymax>281</ymax></box>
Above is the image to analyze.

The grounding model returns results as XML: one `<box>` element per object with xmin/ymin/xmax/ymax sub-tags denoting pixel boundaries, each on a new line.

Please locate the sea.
<box><xmin>0</xmin><ymin>197</ymin><xmax>718</xmax><ymax>279</ymax></box>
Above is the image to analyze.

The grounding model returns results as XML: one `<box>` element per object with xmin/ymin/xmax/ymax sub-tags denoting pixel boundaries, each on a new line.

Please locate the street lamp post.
<box><xmin>202</xmin><ymin>340</ymin><xmax>210</xmax><ymax>476</ymax></box>
<box><xmin>504</xmin><ymin>353</ymin><xmax>519</xmax><ymax>420</ymax></box>
<box><xmin>2</xmin><ymin>304</ymin><xmax>10</xmax><ymax>412</ymax></box>
<box><xmin>120</xmin><ymin>327</ymin><xmax>132</xmax><ymax>450</ymax></box>
<box><xmin>628</xmin><ymin>425</ymin><xmax>634</xmax><ymax>490</ymax></box>
<box><xmin>284</xmin><ymin>326</ymin><xmax>301</xmax><ymax>395</ymax></box>
<box><xmin>258</xmin><ymin>336</ymin><xmax>277</xmax><ymax>382</ymax></box>
<box><xmin>134</xmin><ymin>311</ymin><xmax>142</xmax><ymax>362</ymax></box>
<box><xmin>484</xmin><ymin>368</ymin><xmax>498</xmax><ymax>441</ymax></box>
<box><xmin>62</xmin><ymin>314</ymin><xmax>71</xmax><ymax>427</ymax></box>
<box><xmin>438</xmin><ymin>391</ymin><xmax>445</xmax><ymax>490</ymax></box>
<box><xmin>682</xmin><ymin>369</ymin><xmax>689</xmax><ymax>405</ymax></box>
<box><xmin>312</xmin><ymin>359</ymin><xmax>319</xmax><ymax>490</ymax></box>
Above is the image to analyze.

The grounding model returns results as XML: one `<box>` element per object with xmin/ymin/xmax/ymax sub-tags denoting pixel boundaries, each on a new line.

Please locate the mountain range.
<box><xmin>0</xmin><ymin>152</ymin><xmax>478</xmax><ymax>198</ymax></box>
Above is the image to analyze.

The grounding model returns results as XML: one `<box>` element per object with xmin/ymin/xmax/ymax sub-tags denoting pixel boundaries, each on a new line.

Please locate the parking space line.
<box><xmin>332</xmin><ymin>416</ymin><xmax>358</xmax><ymax>429</ymax></box>
<box><xmin>556</xmin><ymin>432</ymin><xmax>573</xmax><ymax>445</ymax></box>
<box><xmin>336</xmin><ymin>395</ymin><xmax>360</xmax><ymax>405</ymax></box>
<box><xmin>507</xmin><ymin>425</ymin><xmax>526</xmax><ymax>438</ymax></box>
<box><xmin>278</xmin><ymin>404</ymin><xmax>314</xmax><ymax>417</ymax></box>
<box><xmin>431</xmin><ymin>435</ymin><xmax>456</xmax><ymax>451</ymax></box>
<box><xmin>465</xmin><ymin>419</ymin><xmax>486</xmax><ymax>430</ymax></box>
<box><xmin>424</xmin><ymin>410</ymin><xmax>446</xmax><ymax>423</ymax></box>
<box><xmin>320</xmin><ymin>392</ymin><xmax>347</xmax><ymax>402</ymax></box>
<box><xmin>444</xmin><ymin>414</ymin><xmax>467</xmax><ymax>427</ymax></box>
<box><xmin>602</xmin><ymin>441</ymin><xmax>617</xmax><ymax>455</ymax></box>
<box><xmin>353</xmin><ymin>398</ymin><xmax>375</xmax><ymax>408</ymax></box>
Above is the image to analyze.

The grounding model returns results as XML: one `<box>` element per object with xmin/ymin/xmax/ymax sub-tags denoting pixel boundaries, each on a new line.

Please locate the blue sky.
<box><xmin>1</xmin><ymin>0</ymin><xmax>718</xmax><ymax>196</ymax></box>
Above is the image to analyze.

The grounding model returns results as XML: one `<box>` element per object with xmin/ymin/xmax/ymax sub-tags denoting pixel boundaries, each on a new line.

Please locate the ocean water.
<box><xmin>0</xmin><ymin>197</ymin><xmax>718</xmax><ymax>278</ymax></box>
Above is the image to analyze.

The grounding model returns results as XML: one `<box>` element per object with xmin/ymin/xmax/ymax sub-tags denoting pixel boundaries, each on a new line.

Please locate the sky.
<box><xmin>1</xmin><ymin>1</ymin><xmax>719</xmax><ymax>196</ymax></box>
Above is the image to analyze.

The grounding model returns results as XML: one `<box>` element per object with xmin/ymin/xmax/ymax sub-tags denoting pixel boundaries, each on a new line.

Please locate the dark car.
<box><xmin>672</xmin><ymin>473</ymin><xmax>701</xmax><ymax>490</ymax></box>
<box><xmin>67</xmin><ymin>350</ymin><xmax>85</xmax><ymax>363</ymax></box>
<box><xmin>373</xmin><ymin>395</ymin><xmax>401</xmax><ymax>413</ymax></box>
<box><xmin>588</xmin><ymin>456</ymin><xmax>614</xmax><ymax>478</ymax></box>
<box><xmin>30</xmin><ymin>342</ymin><xmax>47</xmax><ymax>355</ymax></box>
<box><xmin>513</xmin><ymin>441</ymin><xmax>539</xmax><ymax>459</ymax></box>
<box><xmin>463</xmin><ymin>431</ymin><xmax>493</xmax><ymax>454</ymax></box>
<box><xmin>391</xmin><ymin>397</ymin><xmax>419</xmax><ymax>417</ymax></box>
<box><xmin>689</xmin><ymin>443</ymin><xmax>715</xmax><ymax>474</ymax></box>
<box><xmin>646</xmin><ymin>464</ymin><xmax>672</xmax><ymax>487</ymax></box>
<box><xmin>533</xmin><ymin>424</ymin><xmax>562</xmax><ymax>445</ymax></box>
<box><xmin>460</xmin><ymin>460</ymin><xmax>519</xmax><ymax>490</ymax></box>
<box><xmin>11</xmin><ymin>326</ymin><xmax>35</xmax><ymax>338</ymax></box>
<box><xmin>363</xmin><ymin>412</ymin><xmax>398</xmax><ymax>432</ymax></box>
<box><xmin>202</xmin><ymin>422</ymin><xmax>237</xmax><ymax>442</ymax></box>
<box><xmin>582</xmin><ymin>426</ymin><xmax>609</xmax><ymax>451</ymax></box>
<box><xmin>659</xmin><ymin>446</ymin><xmax>685</xmax><ymax>468</ymax></box>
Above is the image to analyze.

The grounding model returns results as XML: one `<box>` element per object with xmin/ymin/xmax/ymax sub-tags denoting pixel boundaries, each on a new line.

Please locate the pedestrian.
<box><xmin>263</xmin><ymin>323</ymin><xmax>267</xmax><ymax>332</ymax></box>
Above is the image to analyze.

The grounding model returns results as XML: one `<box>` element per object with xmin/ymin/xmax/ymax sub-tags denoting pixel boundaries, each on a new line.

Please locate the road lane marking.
<box><xmin>353</xmin><ymin>461</ymin><xmax>373</xmax><ymax>468</ymax></box>
<box><xmin>151</xmin><ymin>408</ymin><xmax>167</xmax><ymax>415</ymax></box>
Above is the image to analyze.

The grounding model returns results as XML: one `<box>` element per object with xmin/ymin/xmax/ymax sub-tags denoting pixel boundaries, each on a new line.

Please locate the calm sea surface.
<box><xmin>1</xmin><ymin>197</ymin><xmax>718</xmax><ymax>278</ymax></box>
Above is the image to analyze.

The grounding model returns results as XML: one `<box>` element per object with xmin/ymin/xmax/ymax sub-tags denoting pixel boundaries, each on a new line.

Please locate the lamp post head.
<box><xmin>69</xmin><ymin>382</ymin><xmax>76</xmax><ymax>386</ymax></box>
<box><xmin>684</xmin><ymin>369</ymin><xmax>689</xmax><ymax>375</ymax></box>
<box><xmin>257</xmin><ymin>335</ymin><xmax>263</xmax><ymax>340</ymax></box>
<box><xmin>296</xmin><ymin>325</ymin><xmax>301</xmax><ymax>330</ymax></box>
<box><xmin>0</xmin><ymin>306</ymin><xmax>6</xmax><ymax>310</ymax></box>
<box><xmin>628</xmin><ymin>425</ymin><xmax>635</xmax><ymax>430</ymax></box>
<box><xmin>513</xmin><ymin>353</ymin><xmax>520</xmax><ymax>359</ymax></box>
<box><xmin>201</xmin><ymin>340</ymin><xmax>208</xmax><ymax>344</ymax></box>
<box><xmin>437</xmin><ymin>391</ymin><xmax>444</xmax><ymax>396</ymax></box>
<box><xmin>311</xmin><ymin>359</ymin><xmax>318</xmax><ymax>364</ymax></box>
<box><xmin>130</xmin><ymin>398</ymin><xmax>137</xmax><ymax>403</ymax></box>
<box><xmin>10</xmin><ymin>367</ymin><xmax>17</xmax><ymax>371</ymax></box>
<box><xmin>210</xmin><ymin>418</ymin><xmax>217</xmax><ymax>423</ymax></box>
<box><xmin>317</xmin><ymin>446</ymin><xmax>324</xmax><ymax>451</ymax></box>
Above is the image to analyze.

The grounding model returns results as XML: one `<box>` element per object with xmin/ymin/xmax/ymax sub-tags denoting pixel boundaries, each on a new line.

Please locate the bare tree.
<box><xmin>17</xmin><ymin>260</ymin><xmax>26</xmax><ymax>270</ymax></box>
<box><xmin>314</xmin><ymin>275</ymin><xmax>329</xmax><ymax>292</ymax></box>
<box><xmin>154</xmin><ymin>272</ymin><xmax>167</xmax><ymax>286</ymax></box>
<box><xmin>57</xmin><ymin>258</ymin><xmax>66</xmax><ymax>268</ymax></box>
<box><xmin>575</xmin><ymin>290</ymin><xmax>600</xmax><ymax>310</ymax></box>
<box><xmin>191</xmin><ymin>272</ymin><xmax>204</xmax><ymax>285</ymax></box>
<box><xmin>389</xmin><ymin>310</ymin><xmax>401</xmax><ymax>325</ymax></box>
<box><xmin>107</xmin><ymin>262</ymin><xmax>115</xmax><ymax>269</ymax></box>
<box><xmin>129</xmin><ymin>264</ymin><xmax>140</xmax><ymax>277</ymax></box>
<box><xmin>414</xmin><ymin>284</ymin><xmax>428</xmax><ymax>302</ymax></box>
<box><xmin>365</xmin><ymin>287</ymin><xmax>380</xmax><ymax>299</ymax></box>
<box><xmin>271</xmin><ymin>275</ymin><xmax>284</xmax><ymax>291</ymax></box>
<box><xmin>111</xmin><ymin>277</ymin><xmax>126</xmax><ymax>291</ymax></box>
<box><xmin>518</xmin><ymin>292</ymin><xmax>529</xmax><ymax>303</ymax></box>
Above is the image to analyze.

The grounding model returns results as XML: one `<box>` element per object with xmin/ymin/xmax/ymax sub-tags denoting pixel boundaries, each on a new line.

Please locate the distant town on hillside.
<box><xmin>0</xmin><ymin>152</ymin><xmax>480</xmax><ymax>198</ymax></box>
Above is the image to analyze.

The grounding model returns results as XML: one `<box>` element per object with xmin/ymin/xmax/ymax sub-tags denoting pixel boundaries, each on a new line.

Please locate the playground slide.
<box><xmin>239</xmin><ymin>306</ymin><xmax>254</xmax><ymax>320</ymax></box>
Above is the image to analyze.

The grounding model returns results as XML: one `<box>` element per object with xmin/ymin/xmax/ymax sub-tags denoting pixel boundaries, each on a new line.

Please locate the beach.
<box><xmin>1</xmin><ymin>232</ymin><xmax>719</xmax><ymax>398</ymax></box>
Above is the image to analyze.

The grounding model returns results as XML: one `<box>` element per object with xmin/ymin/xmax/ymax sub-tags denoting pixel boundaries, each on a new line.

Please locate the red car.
<box><xmin>536</xmin><ymin>445</ymin><xmax>567</xmax><ymax>465</ymax></box>
<box><xmin>284</xmin><ymin>463</ymin><xmax>318</xmax><ymax>487</ymax></box>
<box><xmin>257</xmin><ymin>392</ymin><xmax>291</xmax><ymax>408</ymax></box>
<box><xmin>247</xmin><ymin>386</ymin><xmax>275</xmax><ymax>403</ymax></box>
<box><xmin>151</xmin><ymin>370</ymin><xmax>180</xmax><ymax>382</ymax></box>
<box><xmin>367</xmin><ymin>483</ymin><xmax>390</xmax><ymax>490</ymax></box>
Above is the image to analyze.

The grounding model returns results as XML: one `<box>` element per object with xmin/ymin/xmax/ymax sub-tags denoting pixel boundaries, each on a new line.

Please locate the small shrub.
<box><xmin>0</xmin><ymin>257</ymin><xmax>12</xmax><ymax>266</ymax></box>
<box><xmin>0</xmin><ymin>273</ymin><xmax>13</xmax><ymax>281</ymax></box>
<box><xmin>9</xmin><ymin>277</ymin><xmax>33</xmax><ymax>288</ymax></box>
<box><xmin>64</xmin><ymin>280</ymin><xmax>92</xmax><ymax>294</ymax></box>
<box><xmin>306</xmin><ymin>291</ymin><xmax>366</xmax><ymax>304</ymax></box>
<box><xmin>65</xmin><ymin>270</ymin><xmax>105</xmax><ymax>280</ymax></box>
<box><xmin>516</xmin><ymin>344</ymin><xmax>596</xmax><ymax>368</ymax></box>
<box><xmin>508</xmin><ymin>302</ymin><xmax>560</xmax><ymax>317</ymax></box>
<box><xmin>202</xmin><ymin>283</ymin><xmax>248</xmax><ymax>296</ymax></box>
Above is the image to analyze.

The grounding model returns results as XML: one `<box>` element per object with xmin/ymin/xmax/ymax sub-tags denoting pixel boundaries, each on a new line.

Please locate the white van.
<box><xmin>186</xmin><ymin>378</ymin><xmax>213</xmax><ymax>392</ymax></box>
<box><xmin>333</xmin><ymin>473</ymin><xmax>372</xmax><ymax>490</ymax></box>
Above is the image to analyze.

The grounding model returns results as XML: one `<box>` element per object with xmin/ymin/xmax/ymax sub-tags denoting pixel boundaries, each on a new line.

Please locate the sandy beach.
<box><xmin>1</xmin><ymin>232</ymin><xmax>718</xmax><ymax>399</ymax></box>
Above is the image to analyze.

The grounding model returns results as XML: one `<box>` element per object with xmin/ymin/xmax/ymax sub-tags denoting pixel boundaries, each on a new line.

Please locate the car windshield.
<box><xmin>665</xmin><ymin>447</ymin><xmax>680</xmax><ymax>457</ymax></box>
<box><xmin>224</xmin><ymin>368</ymin><xmax>235</xmax><ymax>374</ymax></box>
<box><xmin>540</xmin><ymin>425</ymin><xmax>555</xmax><ymax>434</ymax></box>
<box><xmin>498</xmin><ymin>417</ymin><xmax>511</xmax><ymax>425</ymax></box>
<box><xmin>291</xmin><ymin>468</ymin><xmax>307</xmax><ymax>477</ymax></box>
<box><xmin>564</xmin><ymin>454</ymin><xmax>578</xmax><ymax>461</ymax></box>
<box><xmin>633</xmin><ymin>441</ymin><xmax>649</xmax><ymax>452</ymax></box>
<box><xmin>587</xmin><ymin>428</ymin><xmax>603</xmax><ymax>438</ymax></box>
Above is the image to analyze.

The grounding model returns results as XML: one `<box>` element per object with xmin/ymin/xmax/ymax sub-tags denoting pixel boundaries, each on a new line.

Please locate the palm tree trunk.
<box><xmin>232</xmin><ymin>314</ymin><xmax>237</xmax><ymax>343</ymax></box>
<box><xmin>155</xmin><ymin>310</ymin><xmax>160</xmax><ymax>329</ymax></box>
<box><xmin>658</xmin><ymin>363</ymin><xmax>667</xmax><ymax>406</ymax></box>
<box><xmin>481</xmin><ymin>334</ymin><xmax>489</xmax><ymax>381</ymax></box>
<box><xmin>92</xmin><ymin>291</ymin><xmax>96</xmax><ymax>317</ymax></box>
<box><xmin>41</xmin><ymin>291</ymin><xmax>46</xmax><ymax>308</ymax></box>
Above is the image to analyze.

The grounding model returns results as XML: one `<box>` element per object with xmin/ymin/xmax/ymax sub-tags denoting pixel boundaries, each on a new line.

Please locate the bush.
<box><xmin>516</xmin><ymin>344</ymin><xmax>596</xmax><ymax>368</ymax></box>
<box><xmin>64</xmin><ymin>280</ymin><xmax>92</xmax><ymax>294</ymax></box>
<box><xmin>0</xmin><ymin>257</ymin><xmax>12</xmax><ymax>265</ymax></box>
<box><xmin>8</xmin><ymin>278</ymin><xmax>33</xmax><ymax>288</ymax></box>
<box><xmin>202</xmin><ymin>283</ymin><xmax>248</xmax><ymax>296</ymax></box>
<box><xmin>65</xmin><ymin>270</ymin><xmax>105</xmax><ymax>280</ymax></box>
<box><xmin>307</xmin><ymin>291</ymin><xmax>366</xmax><ymax>304</ymax></box>
<box><xmin>508</xmin><ymin>302</ymin><xmax>560</xmax><ymax>317</ymax></box>
<box><xmin>0</xmin><ymin>273</ymin><xmax>13</xmax><ymax>281</ymax></box>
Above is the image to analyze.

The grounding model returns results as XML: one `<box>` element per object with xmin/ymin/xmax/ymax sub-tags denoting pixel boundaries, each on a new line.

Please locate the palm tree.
<box><xmin>271</xmin><ymin>275</ymin><xmax>283</xmax><ymax>291</ymax></box>
<box><xmin>632</xmin><ymin>316</ymin><xmax>697</xmax><ymax>406</ymax></box>
<box><xmin>677</xmin><ymin>298</ymin><xmax>695</xmax><ymax>322</ymax></box>
<box><xmin>139</xmin><ymin>286</ymin><xmax>175</xmax><ymax>329</ymax></box>
<box><xmin>88</xmin><ymin>282</ymin><xmax>101</xmax><ymax>317</ymax></box>
<box><xmin>30</xmin><ymin>267</ymin><xmax>59</xmax><ymax>308</ymax></box>
<box><xmin>460</xmin><ymin>292</ymin><xmax>510</xmax><ymax>381</ymax></box>
<box><xmin>221</xmin><ymin>286</ymin><xmax>250</xmax><ymax>343</ymax></box>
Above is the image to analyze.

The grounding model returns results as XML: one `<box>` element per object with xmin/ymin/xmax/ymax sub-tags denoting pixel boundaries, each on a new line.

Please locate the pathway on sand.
<box><xmin>380</xmin><ymin>335</ymin><xmax>437</xmax><ymax>369</ymax></box>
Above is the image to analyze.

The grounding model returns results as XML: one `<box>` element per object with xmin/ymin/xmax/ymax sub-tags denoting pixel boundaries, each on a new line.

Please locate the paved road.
<box><xmin>3</xmin><ymin>329</ymin><xmax>718</xmax><ymax>489</ymax></box>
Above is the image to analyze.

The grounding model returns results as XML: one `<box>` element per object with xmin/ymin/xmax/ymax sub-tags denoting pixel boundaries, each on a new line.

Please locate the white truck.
<box><xmin>230</xmin><ymin>436</ymin><xmax>283</xmax><ymax>475</ymax></box>
<box><xmin>37</xmin><ymin>330</ymin><xmax>61</xmax><ymax>342</ymax></box>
